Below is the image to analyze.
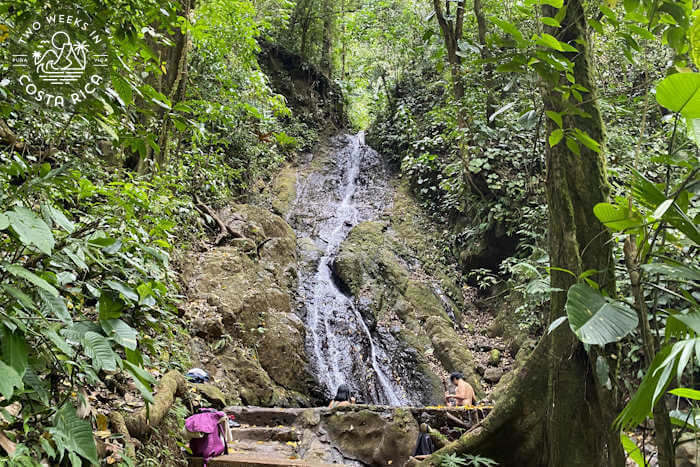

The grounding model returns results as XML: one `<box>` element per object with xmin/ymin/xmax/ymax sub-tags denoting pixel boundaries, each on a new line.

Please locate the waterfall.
<box><xmin>290</xmin><ymin>133</ymin><xmax>407</xmax><ymax>405</ymax></box>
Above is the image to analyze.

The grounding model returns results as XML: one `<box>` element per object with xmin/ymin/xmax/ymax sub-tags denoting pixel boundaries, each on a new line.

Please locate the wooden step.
<box><xmin>188</xmin><ymin>454</ymin><xmax>338</xmax><ymax>467</ymax></box>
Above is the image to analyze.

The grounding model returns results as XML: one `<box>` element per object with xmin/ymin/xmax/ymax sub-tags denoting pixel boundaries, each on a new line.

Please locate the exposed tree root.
<box><xmin>193</xmin><ymin>196</ymin><xmax>244</xmax><ymax>245</ymax></box>
<box><xmin>109</xmin><ymin>412</ymin><xmax>138</xmax><ymax>458</ymax></box>
<box><xmin>418</xmin><ymin>340</ymin><xmax>550</xmax><ymax>467</ymax></box>
<box><xmin>122</xmin><ymin>370</ymin><xmax>188</xmax><ymax>440</ymax></box>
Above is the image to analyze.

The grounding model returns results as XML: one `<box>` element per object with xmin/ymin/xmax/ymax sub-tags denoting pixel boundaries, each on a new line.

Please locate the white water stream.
<box><xmin>291</xmin><ymin>133</ymin><xmax>407</xmax><ymax>405</ymax></box>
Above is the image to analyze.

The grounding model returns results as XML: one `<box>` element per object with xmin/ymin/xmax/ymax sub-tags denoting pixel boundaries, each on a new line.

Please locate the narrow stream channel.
<box><xmin>289</xmin><ymin>133</ymin><xmax>409</xmax><ymax>405</ymax></box>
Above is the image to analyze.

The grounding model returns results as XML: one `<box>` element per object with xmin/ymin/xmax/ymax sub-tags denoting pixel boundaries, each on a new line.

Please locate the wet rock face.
<box><xmin>333</xmin><ymin>221</ymin><xmax>481</xmax><ymax>404</ymax></box>
<box><xmin>182</xmin><ymin>204</ymin><xmax>312</xmax><ymax>407</ymax></box>
<box><xmin>289</xmin><ymin>134</ymin><xmax>410</xmax><ymax>405</ymax></box>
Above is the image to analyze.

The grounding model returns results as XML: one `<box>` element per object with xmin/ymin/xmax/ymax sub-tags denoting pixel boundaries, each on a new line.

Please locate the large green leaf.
<box><xmin>642</xmin><ymin>263</ymin><xmax>700</xmax><ymax>282</ymax></box>
<box><xmin>616</xmin><ymin>345</ymin><xmax>675</xmax><ymax>429</ymax></box>
<box><xmin>593</xmin><ymin>202</ymin><xmax>643</xmax><ymax>232</ymax></box>
<box><xmin>566</xmin><ymin>284</ymin><xmax>638</xmax><ymax>345</ymax></box>
<box><xmin>2</xmin><ymin>263</ymin><xmax>59</xmax><ymax>296</ymax></box>
<box><xmin>0</xmin><ymin>360</ymin><xmax>23</xmax><ymax>399</ymax></box>
<box><xmin>1</xmin><ymin>284</ymin><xmax>38</xmax><ymax>310</ymax></box>
<box><xmin>670</xmin><ymin>387</ymin><xmax>700</xmax><ymax>400</ymax></box>
<box><xmin>38</xmin><ymin>290</ymin><xmax>73</xmax><ymax>324</ymax></box>
<box><xmin>41</xmin><ymin>205</ymin><xmax>75</xmax><ymax>234</ymax></box>
<box><xmin>123</xmin><ymin>360</ymin><xmax>155</xmax><ymax>404</ymax></box>
<box><xmin>631</xmin><ymin>169</ymin><xmax>700</xmax><ymax>245</ymax></box>
<box><xmin>0</xmin><ymin>213</ymin><xmax>8</xmax><ymax>230</ymax></box>
<box><xmin>82</xmin><ymin>331</ymin><xmax>117</xmax><ymax>372</ymax></box>
<box><xmin>101</xmin><ymin>319</ymin><xmax>137</xmax><ymax>350</ymax></box>
<box><xmin>656</xmin><ymin>72</ymin><xmax>700</xmax><ymax>117</ymax></box>
<box><xmin>1</xmin><ymin>326</ymin><xmax>28</xmax><ymax>377</ymax></box>
<box><xmin>97</xmin><ymin>291</ymin><xmax>124</xmax><ymax>320</ymax></box>
<box><xmin>49</xmin><ymin>404</ymin><xmax>98</xmax><ymax>465</ymax></box>
<box><xmin>6</xmin><ymin>207</ymin><xmax>55</xmax><ymax>255</ymax></box>
<box><xmin>620</xmin><ymin>432</ymin><xmax>645</xmax><ymax>466</ymax></box>
<box><xmin>104</xmin><ymin>280</ymin><xmax>139</xmax><ymax>303</ymax></box>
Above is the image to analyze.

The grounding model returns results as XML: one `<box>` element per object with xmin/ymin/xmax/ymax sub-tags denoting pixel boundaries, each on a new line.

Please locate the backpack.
<box><xmin>414</xmin><ymin>432</ymin><xmax>436</xmax><ymax>456</ymax></box>
<box><xmin>185</xmin><ymin>408</ymin><xmax>228</xmax><ymax>465</ymax></box>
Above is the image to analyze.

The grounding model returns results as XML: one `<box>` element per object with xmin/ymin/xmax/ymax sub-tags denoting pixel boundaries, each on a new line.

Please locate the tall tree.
<box><xmin>541</xmin><ymin>0</ymin><xmax>623</xmax><ymax>463</ymax></box>
<box><xmin>419</xmin><ymin>1</ymin><xmax>625</xmax><ymax>464</ymax></box>
<box><xmin>473</xmin><ymin>0</ymin><xmax>496</xmax><ymax>126</ymax></box>
<box><xmin>432</xmin><ymin>0</ymin><xmax>465</xmax><ymax>102</ymax></box>
<box><xmin>321</xmin><ymin>0</ymin><xmax>335</xmax><ymax>76</ymax></box>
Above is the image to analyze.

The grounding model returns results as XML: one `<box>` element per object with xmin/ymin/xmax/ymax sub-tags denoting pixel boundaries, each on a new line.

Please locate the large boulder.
<box><xmin>182</xmin><ymin>204</ymin><xmax>311</xmax><ymax>406</ymax></box>
<box><xmin>322</xmin><ymin>408</ymin><xmax>419</xmax><ymax>466</ymax></box>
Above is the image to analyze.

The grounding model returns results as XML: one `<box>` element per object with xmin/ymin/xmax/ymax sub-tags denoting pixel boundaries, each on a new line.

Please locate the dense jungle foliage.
<box><xmin>0</xmin><ymin>0</ymin><xmax>697</xmax><ymax>465</ymax></box>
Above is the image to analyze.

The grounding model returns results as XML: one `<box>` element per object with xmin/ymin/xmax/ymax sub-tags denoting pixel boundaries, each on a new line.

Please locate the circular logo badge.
<box><xmin>8</xmin><ymin>9</ymin><xmax>110</xmax><ymax>109</ymax></box>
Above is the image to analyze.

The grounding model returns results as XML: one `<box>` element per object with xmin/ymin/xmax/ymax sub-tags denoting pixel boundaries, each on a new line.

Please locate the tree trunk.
<box><xmin>419</xmin><ymin>2</ymin><xmax>626</xmax><ymax>465</ymax></box>
<box><xmin>624</xmin><ymin>237</ymin><xmax>676</xmax><ymax>467</ymax></box>
<box><xmin>432</xmin><ymin>0</ymin><xmax>465</xmax><ymax>103</ymax></box>
<box><xmin>543</xmin><ymin>1</ymin><xmax>622</xmax><ymax>464</ymax></box>
<box><xmin>130</xmin><ymin>0</ymin><xmax>194</xmax><ymax>172</ymax></box>
<box><xmin>321</xmin><ymin>0</ymin><xmax>334</xmax><ymax>77</ymax></box>
<box><xmin>473</xmin><ymin>0</ymin><xmax>496</xmax><ymax>126</ymax></box>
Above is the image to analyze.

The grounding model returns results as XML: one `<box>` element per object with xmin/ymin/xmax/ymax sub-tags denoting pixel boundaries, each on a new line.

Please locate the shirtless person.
<box><xmin>445</xmin><ymin>372</ymin><xmax>476</xmax><ymax>407</ymax></box>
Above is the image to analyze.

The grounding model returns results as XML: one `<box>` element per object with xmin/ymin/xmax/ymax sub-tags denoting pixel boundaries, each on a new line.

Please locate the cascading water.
<box><xmin>289</xmin><ymin>133</ymin><xmax>409</xmax><ymax>405</ymax></box>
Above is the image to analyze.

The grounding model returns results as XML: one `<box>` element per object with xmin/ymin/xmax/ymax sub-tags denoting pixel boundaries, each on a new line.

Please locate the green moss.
<box><xmin>270</xmin><ymin>165</ymin><xmax>298</xmax><ymax>217</ymax></box>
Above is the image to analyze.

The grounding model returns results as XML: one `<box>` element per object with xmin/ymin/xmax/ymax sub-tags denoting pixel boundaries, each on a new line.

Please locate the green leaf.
<box><xmin>631</xmin><ymin>169</ymin><xmax>700</xmax><ymax>245</ymax></box>
<box><xmin>535</xmin><ymin>33</ymin><xmax>578</xmax><ymax>52</ymax></box>
<box><xmin>49</xmin><ymin>404</ymin><xmax>98</xmax><ymax>465</ymax></box>
<box><xmin>104</xmin><ymin>280</ymin><xmax>139</xmax><ymax>302</ymax></box>
<box><xmin>97</xmin><ymin>291</ymin><xmax>124</xmax><ymax>320</ymax></box>
<box><xmin>669</xmin><ymin>387</ymin><xmax>700</xmax><ymax>400</ymax></box>
<box><xmin>541</xmin><ymin>0</ymin><xmax>563</xmax><ymax>8</ymax></box>
<box><xmin>668</xmin><ymin>312</ymin><xmax>700</xmax><ymax>335</ymax></box>
<box><xmin>489</xmin><ymin>16</ymin><xmax>524</xmax><ymax>44</ymax></box>
<box><xmin>545</xmin><ymin>110</ymin><xmax>563</xmax><ymax>128</ymax></box>
<box><xmin>593</xmin><ymin>202</ymin><xmax>643</xmax><ymax>232</ymax></box>
<box><xmin>565</xmin><ymin>136</ymin><xmax>581</xmax><ymax>155</ymax></box>
<box><xmin>690</xmin><ymin>11</ymin><xmax>700</xmax><ymax>69</ymax></box>
<box><xmin>83</xmin><ymin>331</ymin><xmax>117</xmax><ymax>372</ymax></box>
<box><xmin>41</xmin><ymin>205</ymin><xmax>75</xmax><ymax>234</ymax></box>
<box><xmin>574</xmin><ymin>129</ymin><xmax>601</xmax><ymax>153</ymax></box>
<box><xmin>101</xmin><ymin>319</ymin><xmax>138</xmax><ymax>350</ymax></box>
<box><xmin>111</xmin><ymin>74</ymin><xmax>134</xmax><ymax>106</ymax></box>
<box><xmin>548</xmin><ymin>316</ymin><xmax>568</xmax><ymax>334</ymax></box>
<box><xmin>549</xmin><ymin>129</ymin><xmax>564</xmax><ymax>147</ymax></box>
<box><xmin>38</xmin><ymin>289</ymin><xmax>73</xmax><ymax>324</ymax></box>
<box><xmin>620</xmin><ymin>433</ymin><xmax>645</xmax><ymax>466</ymax></box>
<box><xmin>6</xmin><ymin>207</ymin><xmax>55</xmax><ymax>254</ymax></box>
<box><xmin>0</xmin><ymin>360</ymin><xmax>23</xmax><ymax>399</ymax></box>
<box><xmin>47</xmin><ymin>328</ymin><xmax>74</xmax><ymax>357</ymax></box>
<box><xmin>1</xmin><ymin>284</ymin><xmax>38</xmax><ymax>310</ymax></box>
<box><xmin>541</xmin><ymin>17</ymin><xmax>561</xmax><ymax>28</ymax></box>
<box><xmin>1</xmin><ymin>326</ymin><xmax>28</xmax><ymax>377</ymax></box>
<box><xmin>641</xmin><ymin>263</ymin><xmax>700</xmax><ymax>282</ymax></box>
<box><xmin>616</xmin><ymin>345</ymin><xmax>675</xmax><ymax>429</ymax></box>
<box><xmin>655</xmin><ymin>73</ymin><xmax>700</xmax><ymax>117</ymax></box>
<box><xmin>566</xmin><ymin>284</ymin><xmax>638</xmax><ymax>345</ymax></box>
<box><xmin>0</xmin><ymin>213</ymin><xmax>8</xmax><ymax>230</ymax></box>
<box><xmin>123</xmin><ymin>360</ymin><xmax>155</xmax><ymax>404</ymax></box>
<box><xmin>2</xmin><ymin>263</ymin><xmax>59</xmax><ymax>296</ymax></box>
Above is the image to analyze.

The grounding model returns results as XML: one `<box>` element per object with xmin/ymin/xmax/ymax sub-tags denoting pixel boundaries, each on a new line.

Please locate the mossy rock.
<box><xmin>322</xmin><ymin>408</ymin><xmax>418</xmax><ymax>466</ymax></box>
<box><xmin>269</xmin><ymin>165</ymin><xmax>298</xmax><ymax>217</ymax></box>
<box><xmin>194</xmin><ymin>383</ymin><xmax>228</xmax><ymax>408</ymax></box>
<box><xmin>333</xmin><ymin>219</ymin><xmax>483</xmax><ymax>403</ymax></box>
